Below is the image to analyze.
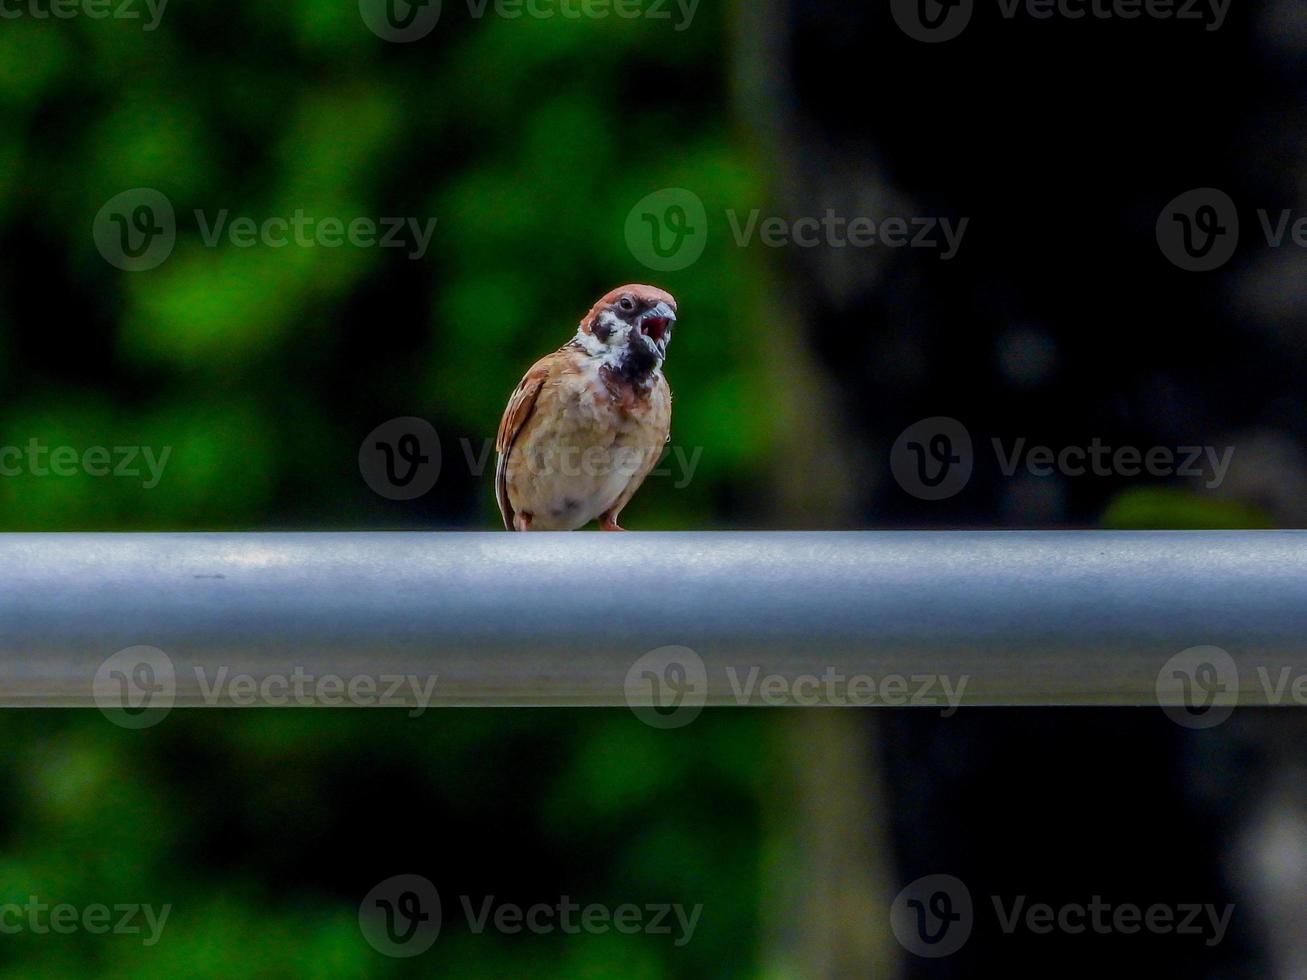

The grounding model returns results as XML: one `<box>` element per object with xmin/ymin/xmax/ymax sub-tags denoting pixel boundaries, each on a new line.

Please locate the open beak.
<box><xmin>638</xmin><ymin>302</ymin><xmax>676</xmax><ymax>359</ymax></box>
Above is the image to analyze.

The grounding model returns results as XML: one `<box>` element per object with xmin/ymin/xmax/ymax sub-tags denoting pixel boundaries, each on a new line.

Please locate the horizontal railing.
<box><xmin>0</xmin><ymin>531</ymin><xmax>1301</xmax><ymax>713</ymax></box>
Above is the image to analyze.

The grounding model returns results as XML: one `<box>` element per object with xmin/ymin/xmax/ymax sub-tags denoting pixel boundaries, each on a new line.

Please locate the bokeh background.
<box><xmin>2</xmin><ymin>0</ymin><xmax>1306</xmax><ymax>975</ymax></box>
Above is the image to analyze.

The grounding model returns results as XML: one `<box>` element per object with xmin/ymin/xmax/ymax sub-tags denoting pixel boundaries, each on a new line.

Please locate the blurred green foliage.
<box><xmin>0</xmin><ymin>0</ymin><xmax>780</xmax><ymax>533</ymax></box>
<box><xmin>0</xmin><ymin>708</ymin><xmax>769</xmax><ymax>978</ymax></box>
<box><xmin>1101</xmin><ymin>487</ymin><xmax>1271</xmax><ymax>530</ymax></box>
<box><xmin>0</xmin><ymin>1</ymin><xmax>778</xmax><ymax>976</ymax></box>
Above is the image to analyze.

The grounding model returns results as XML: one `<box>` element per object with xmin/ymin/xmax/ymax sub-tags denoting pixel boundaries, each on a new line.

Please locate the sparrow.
<box><xmin>496</xmin><ymin>284</ymin><xmax>677</xmax><ymax>531</ymax></box>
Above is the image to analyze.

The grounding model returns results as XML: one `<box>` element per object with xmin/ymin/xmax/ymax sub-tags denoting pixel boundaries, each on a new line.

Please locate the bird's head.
<box><xmin>577</xmin><ymin>284</ymin><xmax>678</xmax><ymax>373</ymax></box>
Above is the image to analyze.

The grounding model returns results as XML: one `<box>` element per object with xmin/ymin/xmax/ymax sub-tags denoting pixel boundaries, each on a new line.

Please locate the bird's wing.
<box><xmin>495</xmin><ymin>362</ymin><xmax>548</xmax><ymax>530</ymax></box>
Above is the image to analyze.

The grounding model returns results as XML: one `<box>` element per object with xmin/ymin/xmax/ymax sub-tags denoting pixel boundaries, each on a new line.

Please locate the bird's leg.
<box><xmin>514</xmin><ymin>511</ymin><xmax>534</xmax><ymax>532</ymax></box>
<box><xmin>599</xmin><ymin>511</ymin><xmax>626</xmax><ymax>532</ymax></box>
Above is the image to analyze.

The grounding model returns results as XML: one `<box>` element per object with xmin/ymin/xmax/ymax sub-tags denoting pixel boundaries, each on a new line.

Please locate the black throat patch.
<box><xmin>618</xmin><ymin>332</ymin><xmax>659</xmax><ymax>383</ymax></box>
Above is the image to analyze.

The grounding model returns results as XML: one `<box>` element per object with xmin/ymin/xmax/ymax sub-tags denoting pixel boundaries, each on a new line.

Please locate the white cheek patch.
<box><xmin>575</xmin><ymin>328</ymin><xmax>607</xmax><ymax>357</ymax></box>
<box><xmin>597</xmin><ymin>312</ymin><xmax>626</xmax><ymax>345</ymax></box>
<box><xmin>576</xmin><ymin>311</ymin><xmax>631</xmax><ymax>366</ymax></box>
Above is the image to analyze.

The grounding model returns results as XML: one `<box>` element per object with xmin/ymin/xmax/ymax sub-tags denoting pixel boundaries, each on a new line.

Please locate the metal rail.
<box><xmin>0</xmin><ymin>531</ymin><xmax>1302</xmax><ymax>709</ymax></box>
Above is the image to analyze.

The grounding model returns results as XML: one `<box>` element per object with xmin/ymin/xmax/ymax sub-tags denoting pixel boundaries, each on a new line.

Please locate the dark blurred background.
<box><xmin>1</xmin><ymin>0</ymin><xmax>1305</xmax><ymax>975</ymax></box>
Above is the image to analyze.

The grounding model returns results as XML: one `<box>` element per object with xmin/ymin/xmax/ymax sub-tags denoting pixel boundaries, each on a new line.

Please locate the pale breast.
<box><xmin>506</xmin><ymin>360</ymin><xmax>670</xmax><ymax>530</ymax></box>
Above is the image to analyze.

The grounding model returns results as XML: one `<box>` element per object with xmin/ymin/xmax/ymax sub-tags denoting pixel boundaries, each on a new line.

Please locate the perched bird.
<box><xmin>496</xmin><ymin>284</ymin><xmax>677</xmax><ymax>531</ymax></box>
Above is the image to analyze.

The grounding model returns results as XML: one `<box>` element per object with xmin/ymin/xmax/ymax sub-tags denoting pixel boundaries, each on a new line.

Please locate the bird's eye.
<box><xmin>619</xmin><ymin>297</ymin><xmax>635</xmax><ymax>312</ymax></box>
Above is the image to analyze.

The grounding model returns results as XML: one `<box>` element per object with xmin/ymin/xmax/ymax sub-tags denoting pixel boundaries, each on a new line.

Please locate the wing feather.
<box><xmin>495</xmin><ymin>365</ymin><xmax>548</xmax><ymax>530</ymax></box>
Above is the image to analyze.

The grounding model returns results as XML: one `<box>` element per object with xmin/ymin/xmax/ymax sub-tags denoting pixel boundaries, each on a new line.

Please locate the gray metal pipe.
<box><xmin>0</xmin><ymin>531</ymin><xmax>1302</xmax><ymax>710</ymax></box>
